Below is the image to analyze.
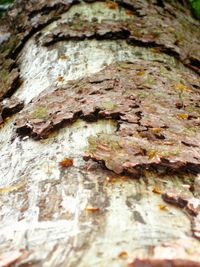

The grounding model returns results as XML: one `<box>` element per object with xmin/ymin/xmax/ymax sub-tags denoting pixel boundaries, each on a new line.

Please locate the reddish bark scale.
<box><xmin>59</xmin><ymin>158</ymin><xmax>74</xmax><ymax>168</ymax></box>
<box><xmin>85</xmin><ymin>205</ymin><xmax>100</xmax><ymax>212</ymax></box>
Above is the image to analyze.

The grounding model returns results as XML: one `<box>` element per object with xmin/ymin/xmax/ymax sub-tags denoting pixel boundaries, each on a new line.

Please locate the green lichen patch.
<box><xmin>101</xmin><ymin>101</ymin><xmax>118</xmax><ymax>110</ymax></box>
<box><xmin>31</xmin><ymin>106</ymin><xmax>48</xmax><ymax>120</ymax></box>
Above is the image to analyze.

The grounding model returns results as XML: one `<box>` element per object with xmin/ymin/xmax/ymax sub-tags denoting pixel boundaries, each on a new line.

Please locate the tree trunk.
<box><xmin>0</xmin><ymin>1</ymin><xmax>200</xmax><ymax>266</ymax></box>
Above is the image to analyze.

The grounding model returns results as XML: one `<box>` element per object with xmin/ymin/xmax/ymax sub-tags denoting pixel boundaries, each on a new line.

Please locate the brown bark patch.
<box><xmin>14</xmin><ymin>60</ymin><xmax>200</xmax><ymax>176</ymax></box>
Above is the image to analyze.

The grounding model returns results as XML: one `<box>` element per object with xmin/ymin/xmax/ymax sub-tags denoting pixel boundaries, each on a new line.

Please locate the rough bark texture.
<box><xmin>0</xmin><ymin>0</ymin><xmax>200</xmax><ymax>267</ymax></box>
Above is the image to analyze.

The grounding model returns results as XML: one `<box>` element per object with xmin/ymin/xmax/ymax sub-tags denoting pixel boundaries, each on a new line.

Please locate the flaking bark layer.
<box><xmin>15</xmin><ymin>60</ymin><xmax>200</xmax><ymax>176</ymax></box>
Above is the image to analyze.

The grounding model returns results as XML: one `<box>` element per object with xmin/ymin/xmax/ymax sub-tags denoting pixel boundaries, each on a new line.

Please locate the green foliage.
<box><xmin>0</xmin><ymin>0</ymin><xmax>14</xmax><ymax>4</ymax></box>
<box><xmin>189</xmin><ymin>0</ymin><xmax>200</xmax><ymax>19</ymax></box>
<box><xmin>0</xmin><ymin>0</ymin><xmax>14</xmax><ymax>17</ymax></box>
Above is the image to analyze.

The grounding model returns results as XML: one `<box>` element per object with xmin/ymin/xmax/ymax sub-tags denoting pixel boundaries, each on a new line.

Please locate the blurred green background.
<box><xmin>0</xmin><ymin>0</ymin><xmax>14</xmax><ymax>4</ymax></box>
<box><xmin>189</xmin><ymin>0</ymin><xmax>200</xmax><ymax>18</ymax></box>
<box><xmin>0</xmin><ymin>0</ymin><xmax>14</xmax><ymax>17</ymax></box>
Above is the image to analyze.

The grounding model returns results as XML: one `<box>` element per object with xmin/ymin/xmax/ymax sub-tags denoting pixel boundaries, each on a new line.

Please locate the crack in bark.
<box><xmin>0</xmin><ymin>97</ymin><xmax>24</xmax><ymax>124</ymax></box>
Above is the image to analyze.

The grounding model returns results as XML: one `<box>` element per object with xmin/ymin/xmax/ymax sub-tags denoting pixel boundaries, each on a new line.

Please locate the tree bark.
<box><xmin>0</xmin><ymin>1</ymin><xmax>200</xmax><ymax>266</ymax></box>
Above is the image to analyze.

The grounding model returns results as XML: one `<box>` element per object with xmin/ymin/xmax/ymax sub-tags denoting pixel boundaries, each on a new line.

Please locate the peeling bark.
<box><xmin>129</xmin><ymin>240</ymin><xmax>200</xmax><ymax>266</ymax></box>
<box><xmin>0</xmin><ymin>1</ymin><xmax>200</xmax><ymax>267</ymax></box>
